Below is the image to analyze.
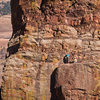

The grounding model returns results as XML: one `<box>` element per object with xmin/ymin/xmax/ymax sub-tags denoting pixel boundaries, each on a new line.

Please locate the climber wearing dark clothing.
<box><xmin>66</xmin><ymin>54</ymin><xmax>69</xmax><ymax>63</ymax></box>
<box><xmin>63</xmin><ymin>54</ymin><xmax>69</xmax><ymax>63</ymax></box>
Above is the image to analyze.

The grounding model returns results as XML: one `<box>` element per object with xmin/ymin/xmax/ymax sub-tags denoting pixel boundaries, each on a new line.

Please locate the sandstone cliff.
<box><xmin>51</xmin><ymin>64</ymin><xmax>99</xmax><ymax>100</ymax></box>
<box><xmin>1</xmin><ymin>0</ymin><xmax>100</xmax><ymax>100</ymax></box>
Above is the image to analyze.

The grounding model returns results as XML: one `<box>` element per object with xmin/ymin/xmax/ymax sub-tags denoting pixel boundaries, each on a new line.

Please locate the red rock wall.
<box><xmin>51</xmin><ymin>64</ymin><xmax>99</xmax><ymax>100</ymax></box>
<box><xmin>1</xmin><ymin>0</ymin><xmax>100</xmax><ymax>100</ymax></box>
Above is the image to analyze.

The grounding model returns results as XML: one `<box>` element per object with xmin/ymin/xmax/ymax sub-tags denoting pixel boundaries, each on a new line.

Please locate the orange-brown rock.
<box><xmin>51</xmin><ymin>64</ymin><xmax>99</xmax><ymax>100</ymax></box>
<box><xmin>1</xmin><ymin>0</ymin><xmax>100</xmax><ymax>100</ymax></box>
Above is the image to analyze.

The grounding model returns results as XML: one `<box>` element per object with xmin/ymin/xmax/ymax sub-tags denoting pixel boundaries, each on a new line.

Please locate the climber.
<box><xmin>66</xmin><ymin>54</ymin><xmax>69</xmax><ymax>63</ymax></box>
<box><xmin>74</xmin><ymin>57</ymin><xmax>77</xmax><ymax>63</ymax></box>
<box><xmin>63</xmin><ymin>54</ymin><xmax>70</xmax><ymax>63</ymax></box>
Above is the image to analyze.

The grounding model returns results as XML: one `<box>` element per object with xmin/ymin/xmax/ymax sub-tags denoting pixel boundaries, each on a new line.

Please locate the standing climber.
<box><xmin>63</xmin><ymin>54</ymin><xmax>70</xmax><ymax>63</ymax></box>
<box><xmin>66</xmin><ymin>54</ymin><xmax>69</xmax><ymax>63</ymax></box>
<box><xmin>74</xmin><ymin>56</ymin><xmax>77</xmax><ymax>63</ymax></box>
<box><xmin>63</xmin><ymin>54</ymin><xmax>69</xmax><ymax>63</ymax></box>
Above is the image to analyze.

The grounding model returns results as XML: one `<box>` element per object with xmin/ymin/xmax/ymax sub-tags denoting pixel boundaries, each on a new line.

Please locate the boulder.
<box><xmin>51</xmin><ymin>64</ymin><xmax>99</xmax><ymax>100</ymax></box>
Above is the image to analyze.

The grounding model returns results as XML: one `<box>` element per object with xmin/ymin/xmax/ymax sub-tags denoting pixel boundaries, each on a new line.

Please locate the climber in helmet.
<box><xmin>66</xmin><ymin>54</ymin><xmax>69</xmax><ymax>63</ymax></box>
<box><xmin>63</xmin><ymin>53</ymin><xmax>70</xmax><ymax>63</ymax></box>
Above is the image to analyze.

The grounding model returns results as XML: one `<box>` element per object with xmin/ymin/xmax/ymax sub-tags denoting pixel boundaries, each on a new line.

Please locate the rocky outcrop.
<box><xmin>1</xmin><ymin>0</ymin><xmax>100</xmax><ymax>100</ymax></box>
<box><xmin>0</xmin><ymin>47</ymin><xmax>6</xmax><ymax>87</ymax></box>
<box><xmin>51</xmin><ymin>64</ymin><xmax>99</xmax><ymax>100</ymax></box>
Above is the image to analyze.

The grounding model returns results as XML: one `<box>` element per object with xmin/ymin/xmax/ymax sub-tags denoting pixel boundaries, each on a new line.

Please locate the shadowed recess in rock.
<box><xmin>7</xmin><ymin>43</ymin><xmax>20</xmax><ymax>56</ymax></box>
<box><xmin>0</xmin><ymin>88</ymin><xmax>2</xmax><ymax>100</ymax></box>
<box><xmin>50</xmin><ymin>68</ymin><xmax>65</xmax><ymax>100</ymax></box>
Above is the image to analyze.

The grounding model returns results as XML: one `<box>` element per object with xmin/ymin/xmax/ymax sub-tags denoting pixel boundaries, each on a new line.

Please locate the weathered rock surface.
<box><xmin>1</xmin><ymin>0</ymin><xmax>100</xmax><ymax>100</ymax></box>
<box><xmin>0</xmin><ymin>47</ymin><xmax>6</xmax><ymax>87</ymax></box>
<box><xmin>51</xmin><ymin>64</ymin><xmax>99</xmax><ymax>100</ymax></box>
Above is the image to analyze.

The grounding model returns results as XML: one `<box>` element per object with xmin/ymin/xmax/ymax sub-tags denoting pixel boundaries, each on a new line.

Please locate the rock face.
<box><xmin>51</xmin><ymin>64</ymin><xmax>99</xmax><ymax>100</ymax></box>
<box><xmin>0</xmin><ymin>47</ymin><xmax>6</xmax><ymax>86</ymax></box>
<box><xmin>1</xmin><ymin>0</ymin><xmax>100</xmax><ymax>100</ymax></box>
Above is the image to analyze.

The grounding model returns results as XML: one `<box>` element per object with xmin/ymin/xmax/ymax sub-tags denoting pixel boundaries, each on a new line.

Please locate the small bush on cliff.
<box><xmin>31</xmin><ymin>1</ymin><xmax>39</xmax><ymax>11</ymax></box>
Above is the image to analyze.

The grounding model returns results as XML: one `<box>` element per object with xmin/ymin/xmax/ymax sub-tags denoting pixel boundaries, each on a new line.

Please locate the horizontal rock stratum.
<box><xmin>1</xmin><ymin>0</ymin><xmax>100</xmax><ymax>100</ymax></box>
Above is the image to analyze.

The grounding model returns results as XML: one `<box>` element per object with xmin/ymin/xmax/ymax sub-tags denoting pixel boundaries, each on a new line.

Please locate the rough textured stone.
<box><xmin>50</xmin><ymin>64</ymin><xmax>99</xmax><ymax>100</ymax></box>
<box><xmin>1</xmin><ymin>0</ymin><xmax>100</xmax><ymax>100</ymax></box>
